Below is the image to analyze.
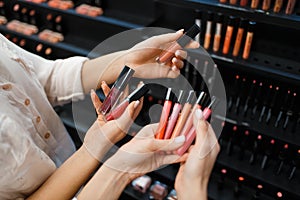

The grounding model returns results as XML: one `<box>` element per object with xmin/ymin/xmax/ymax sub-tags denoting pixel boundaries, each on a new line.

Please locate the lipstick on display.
<box><xmin>204</xmin><ymin>11</ymin><xmax>213</xmax><ymax>50</ymax></box>
<box><xmin>251</xmin><ymin>0</ymin><xmax>260</xmax><ymax>9</ymax></box>
<box><xmin>274</xmin><ymin>0</ymin><xmax>284</xmax><ymax>13</ymax></box>
<box><xmin>251</xmin><ymin>82</ymin><xmax>263</xmax><ymax>119</ymax></box>
<box><xmin>283</xmin><ymin>92</ymin><xmax>297</xmax><ymax>130</ymax></box>
<box><xmin>262</xmin><ymin>0</ymin><xmax>271</xmax><ymax>11</ymax></box>
<box><xmin>288</xmin><ymin>149</ymin><xmax>300</xmax><ymax>180</ymax></box>
<box><xmin>155</xmin><ymin>88</ymin><xmax>173</xmax><ymax>139</ymax></box>
<box><xmin>243</xmin><ymin>79</ymin><xmax>256</xmax><ymax>116</ymax></box>
<box><xmin>275</xmin><ymin>90</ymin><xmax>291</xmax><ymax>128</ymax></box>
<box><xmin>156</xmin><ymin>24</ymin><xmax>201</xmax><ymax>64</ymax></box>
<box><xmin>266</xmin><ymin>86</ymin><xmax>279</xmax><ymax>124</ymax></box>
<box><xmin>213</xmin><ymin>13</ymin><xmax>224</xmax><ymax>53</ymax></box>
<box><xmin>170</xmin><ymin>90</ymin><xmax>195</xmax><ymax>139</ymax></box>
<box><xmin>232</xmin><ymin>18</ymin><xmax>247</xmax><ymax>57</ymax></box>
<box><xmin>258</xmin><ymin>84</ymin><xmax>273</xmax><ymax>122</ymax></box>
<box><xmin>100</xmin><ymin>66</ymin><xmax>135</xmax><ymax>115</ymax></box>
<box><xmin>285</xmin><ymin>0</ymin><xmax>297</xmax><ymax>15</ymax></box>
<box><xmin>164</xmin><ymin>90</ymin><xmax>185</xmax><ymax>139</ymax></box>
<box><xmin>261</xmin><ymin>139</ymin><xmax>276</xmax><ymax>170</ymax></box>
<box><xmin>249</xmin><ymin>134</ymin><xmax>263</xmax><ymax>164</ymax></box>
<box><xmin>222</xmin><ymin>16</ymin><xmax>235</xmax><ymax>55</ymax></box>
<box><xmin>105</xmin><ymin>83</ymin><xmax>149</xmax><ymax>121</ymax></box>
<box><xmin>176</xmin><ymin>96</ymin><xmax>218</xmax><ymax>156</ymax></box>
<box><xmin>275</xmin><ymin>144</ymin><xmax>289</xmax><ymax>175</ymax></box>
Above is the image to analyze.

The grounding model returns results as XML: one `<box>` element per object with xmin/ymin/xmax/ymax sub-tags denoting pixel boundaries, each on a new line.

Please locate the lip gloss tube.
<box><xmin>178</xmin><ymin>91</ymin><xmax>207</xmax><ymax>140</ymax></box>
<box><xmin>285</xmin><ymin>0</ymin><xmax>297</xmax><ymax>15</ymax></box>
<box><xmin>105</xmin><ymin>83</ymin><xmax>149</xmax><ymax>121</ymax></box>
<box><xmin>240</xmin><ymin>0</ymin><xmax>249</xmax><ymax>6</ymax></box>
<box><xmin>204</xmin><ymin>11</ymin><xmax>213</xmax><ymax>50</ymax></box>
<box><xmin>156</xmin><ymin>24</ymin><xmax>201</xmax><ymax>64</ymax></box>
<box><xmin>155</xmin><ymin>88</ymin><xmax>173</xmax><ymax>139</ymax></box>
<box><xmin>170</xmin><ymin>90</ymin><xmax>196</xmax><ymax>139</ymax></box>
<box><xmin>213</xmin><ymin>13</ymin><xmax>224</xmax><ymax>53</ymax></box>
<box><xmin>251</xmin><ymin>0</ymin><xmax>260</xmax><ymax>9</ymax></box>
<box><xmin>176</xmin><ymin>96</ymin><xmax>218</xmax><ymax>156</ymax></box>
<box><xmin>242</xmin><ymin>21</ymin><xmax>256</xmax><ymax>60</ymax></box>
<box><xmin>232</xmin><ymin>18</ymin><xmax>247</xmax><ymax>57</ymax></box>
<box><xmin>164</xmin><ymin>90</ymin><xmax>185</xmax><ymax>139</ymax></box>
<box><xmin>273</xmin><ymin>0</ymin><xmax>283</xmax><ymax>13</ymax></box>
<box><xmin>262</xmin><ymin>0</ymin><xmax>271</xmax><ymax>11</ymax></box>
<box><xmin>222</xmin><ymin>16</ymin><xmax>235</xmax><ymax>55</ymax></box>
<box><xmin>194</xmin><ymin>10</ymin><xmax>202</xmax><ymax>44</ymax></box>
<box><xmin>230</xmin><ymin>0</ymin><xmax>238</xmax><ymax>5</ymax></box>
<box><xmin>100</xmin><ymin>66</ymin><xmax>135</xmax><ymax>115</ymax></box>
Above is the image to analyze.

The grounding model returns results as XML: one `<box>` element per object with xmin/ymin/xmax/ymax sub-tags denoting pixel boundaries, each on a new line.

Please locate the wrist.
<box><xmin>176</xmin><ymin>179</ymin><xmax>208</xmax><ymax>200</ymax></box>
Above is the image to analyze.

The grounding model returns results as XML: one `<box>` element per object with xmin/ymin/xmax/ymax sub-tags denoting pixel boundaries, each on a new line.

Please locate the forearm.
<box><xmin>177</xmin><ymin>180</ymin><xmax>208</xmax><ymax>200</ymax></box>
<box><xmin>27</xmin><ymin>146</ymin><xmax>100</xmax><ymax>200</ymax></box>
<box><xmin>77</xmin><ymin>164</ymin><xmax>135</xmax><ymax>200</ymax></box>
<box><xmin>81</xmin><ymin>50</ymin><xmax>127</xmax><ymax>93</ymax></box>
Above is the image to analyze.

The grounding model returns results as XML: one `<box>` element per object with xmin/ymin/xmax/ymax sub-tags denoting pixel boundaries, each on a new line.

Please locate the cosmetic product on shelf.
<box><xmin>242</xmin><ymin>21</ymin><xmax>256</xmax><ymax>60</ymax></box>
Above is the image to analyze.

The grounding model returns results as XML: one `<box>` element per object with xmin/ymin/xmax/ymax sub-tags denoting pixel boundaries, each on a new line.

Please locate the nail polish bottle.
<box><xmin>156</xmin><ymin>24</ymin><xmax>201</xmax><ymax>64</ymax></box>
<box><xmin>222</xmin><ymin>16</ymin><xmax>236</xmax><ymax>55</ymax></box>
<box><xmin>213</xmin><ymin>13</ymin><xmax>224</xmax><ymax>53</ymax></box>
<box><xmin>242</xmin><ymin>21</ymin><xmax>256</xmax><ymax>60</ymax></box>
<box><xmin>204</xmin><ymin>11</ymin><xmax>213</xmax><ymax>50</ymax></box>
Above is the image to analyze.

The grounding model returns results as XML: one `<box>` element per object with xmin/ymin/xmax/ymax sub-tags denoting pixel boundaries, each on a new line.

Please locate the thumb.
<box><xmin>150</xmin><ymin>135</ymin><xmax>186</xmax><ymax>151</ymax></box>
<box><xmin>193</xmin><ymin>109</ymin><xmax>209</xmax><ymax>145</ymax></box>
<box><xmin>151</xmin><ymin>29</ymin><xmax>184</xmax><ymax>46</ymax></box>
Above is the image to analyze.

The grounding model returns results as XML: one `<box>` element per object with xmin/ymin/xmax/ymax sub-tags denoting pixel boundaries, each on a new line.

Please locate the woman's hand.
<box><xmin>174</xmin><ymin>109</ymin><xmax>220</xmax><ymax>200</ymax></box>
<box><xmin>103</xmin><ymin>123</ymin><xmax>187</xmax><ymax>177</ymax></box>
<box><xmin>124</xmin><ymin>30</ymin><xmax>200</xmax><ymax>79</ymax></box>
<box><xmin>83</xmin><ymin>82</ymin><xmax>143</xmax><ymax>162</ymax></box>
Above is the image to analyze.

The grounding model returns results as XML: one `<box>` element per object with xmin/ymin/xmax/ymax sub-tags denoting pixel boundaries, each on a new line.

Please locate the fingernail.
<box><xmin>101</xmin><ymin>81</ymin><xmax>106</xmax><ymax>86</ymax></box>
<box><xmin>172</xmin><ymin>66</ymin><xmax>178</xmax><ymax>72</ymax></box>
<box><xmin>195</xmin><ymin>108</ymin><xmax>203</xmax><ymax>120</ymax></box>
<box><xmin>176</xmin><ymin>29</ymin><xmax>184</xmax><ymax>33</ymax></box>
<box><xmin>134</xmin><ymin>100</ymin><xmax>140</xmax><ymax>109</ymax></box>
<box><xmin>175</xmin><ymin>135</ymin><xmax>185</xmax><ymax>143</ymax></box>
<box><xmin>90</xmin><ymin>89</ymin><xmax>95</xmax><ymax>94</ymax></box>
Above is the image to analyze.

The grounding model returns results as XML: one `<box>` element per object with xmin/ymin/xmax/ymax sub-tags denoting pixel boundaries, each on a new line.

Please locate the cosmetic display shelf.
<box><xmin>17</xmin><ymin>0</ymin><xmax>147</xmax><ymax>29</ymax></box>
<box><xmin>219</xmin><ymin>114</ymin><xmax>300</xmax><ymax>149</ymax></box>
<box><xmin>0</xmin><ymin>25</ymin><xmax>90</xmax><ymax>56</ymax></box>
<box><xmin>188</xmin><ymin>49</ymin><xmax>300</xmax><ymax>86</ymax></box>
<box><xmin>217</xmin><ymin>149</ymin><xmax>300</xmax><ymax>199</ymax></box>
<box><xmin>155</xmin><ymin>0</ymin><xmax>300</xmax><ymax>30</ymax></box>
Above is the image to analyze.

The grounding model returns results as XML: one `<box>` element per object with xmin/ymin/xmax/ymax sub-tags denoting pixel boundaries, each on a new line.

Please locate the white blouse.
<box><xmin>0</xmin><ymin>34</ymin><xmax>88</xmax><ymax>199</ymax></box>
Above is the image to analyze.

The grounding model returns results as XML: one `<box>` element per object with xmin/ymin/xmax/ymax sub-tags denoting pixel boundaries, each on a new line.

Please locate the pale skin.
<box><xmin>26</xmin><ymin>31</ymin><xmax>199</xmax><ymax>200</ymax></box>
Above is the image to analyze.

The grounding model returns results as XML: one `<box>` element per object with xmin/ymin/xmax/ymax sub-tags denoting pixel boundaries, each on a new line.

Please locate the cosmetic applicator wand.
<box><xmin>176</xmin><ymin>96</ymin><xmax>218</xmax><ymax>156</ymax></box>
<box><xmin>105</xmin><ymin>83</ymin><xmax>149</xmax><ymax>121</ymax></box>
<box><xmin>156</xmin><ymin>24</ymin><xmax>201</xmax><ymax>64</ymax></box>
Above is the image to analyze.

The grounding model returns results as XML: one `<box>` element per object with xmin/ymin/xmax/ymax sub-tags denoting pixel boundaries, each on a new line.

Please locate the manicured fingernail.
<box><xmin>195</xmin><ymin>108</ymin><xmax>203</xmax><ymax>120</ymax></box>
<box><xmin>172</xmin><ymin>66</ymin><xmax>178</xmax><ymax>72</ymax></box>
<box><xmin>175</xmin><ymin>135</ymin><xmax>185</xmax><ymax>143</ymax></box>
<box><xmin>134</xmin><ymin>100</ymin><xmax>140</xmax><ymax>109</ymax></box>
<box><xmin>176</xmin><ymin>29</ymin><xmax>184</xmax><ymax>33</ymax></box>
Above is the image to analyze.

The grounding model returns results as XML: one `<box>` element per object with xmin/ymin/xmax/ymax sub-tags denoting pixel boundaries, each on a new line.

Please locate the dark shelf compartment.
<box><xmin>17</xmin><ymin>0</ymin><xmax>149</xmax><ymax>29</ymax></box>
<box><xmin>0</xmin><ymin>25</ymin><xmax>90</xmax><ymax>56</ymax></box>
<box><xmin>187</xmin><ymin>49</ymin><xmax>300</xmax><ymax>86</ymax></box>
<box><xmin>216</xmin><ymin>148</ymin><xmax>300</xmax><ymax>200</ymax></box>
<box><xmin>155</xmin><ymin>0</ymin><xmax>300</xmax><ymax>30</ymax></box>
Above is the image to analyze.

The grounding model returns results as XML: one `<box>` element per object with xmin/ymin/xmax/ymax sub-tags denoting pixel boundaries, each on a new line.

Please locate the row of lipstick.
<box><xmin>4</xmin><ymin>33</ymin><xmax>54</xmax><ymax>57</ymax></box>
<box><xmin>219</xmin><ymin>0</ymin><xmax>298</xmax><ymax>15</ymax></box>
<box><xmin>96</xmin><ymin>65</ymin><xmax>217</xmax><ymax>156</ymax></box>
<box><xmin>227</xmin><ymin>74</ymin><xmax>299</xmax><ymax>131</ymax></box>
<box><xmin>220</xmin><ymin>123</ymin><xmax>300</xmax><ymax>180</ymax></box>
<box><xmin>195</xmin><ymin>11</ymin><xmax>256</xmax><ymax>59</ymax></box>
